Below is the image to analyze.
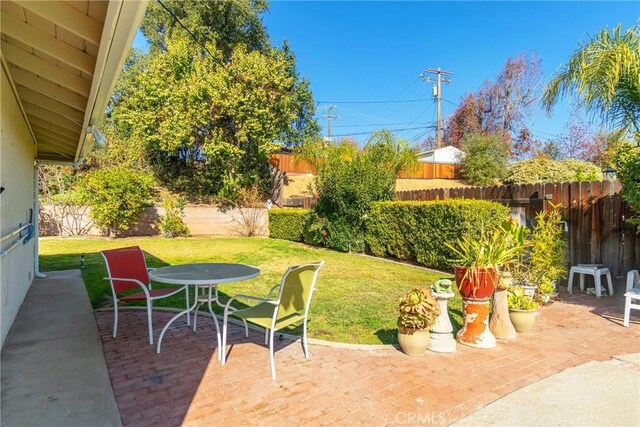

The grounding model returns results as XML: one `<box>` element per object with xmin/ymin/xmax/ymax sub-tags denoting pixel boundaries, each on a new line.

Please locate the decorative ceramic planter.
<box><xmin>398</xmin><ymin>329</ymin><xmax>430</xmax><ymax>356</ymax></box>
<box><xmin>490</xmin><ymin>273</ymin><xmax>516</xmax><ymax>340</ymax></box>
<box><xmin>428</xmin><ymin>292</ymin><xmax>456</xmax><ymax>353</ymax></box>
<box><xmin>509</xmin><ymin>309</ymin><xmax>537</xmax><ymax>333</ymax></box>
<box><xmin>455</xmin><ymin>266</ymin><xmax>497</xmax><ymax>348</ymax></box>
<box><xmin>455</xmin><ymin>266</ymin><xmax>498</xmax><ymax>299</ymax></box>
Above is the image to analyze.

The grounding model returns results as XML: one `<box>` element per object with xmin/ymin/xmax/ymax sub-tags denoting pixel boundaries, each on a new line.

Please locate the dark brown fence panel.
<box><xmin>389</xmin><ymin>180</ymin><xmax>636</xmax><ymax>283</ymax></box>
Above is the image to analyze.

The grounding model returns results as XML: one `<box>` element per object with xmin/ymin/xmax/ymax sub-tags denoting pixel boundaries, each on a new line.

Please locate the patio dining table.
<box><xmin>150</xmin><ymin>263</ymin><xmax>260</xmax><ymax>356</ymax></box>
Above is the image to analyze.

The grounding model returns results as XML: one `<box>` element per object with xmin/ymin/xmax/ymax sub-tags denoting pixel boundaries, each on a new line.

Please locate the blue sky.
<box><xmin>134</xmin><ymin>1</ymin><xmax>639</xmax><ymax>147</ymax></box>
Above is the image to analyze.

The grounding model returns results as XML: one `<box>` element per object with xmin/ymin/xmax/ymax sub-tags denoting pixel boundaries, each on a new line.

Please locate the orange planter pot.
<box><xmin>457</xmin><ymin>297</ymin><xmax>497</xmax><ymax>348</ymax></box>
<box><xmin>454</xmin><ymin>266</ymin><xmax>497</xmax><ymax>299</ymax></box>
<box><xmin>454</xmin><ymin>267</ymin><xmax>497</xmax><ymax>348</ymax></box>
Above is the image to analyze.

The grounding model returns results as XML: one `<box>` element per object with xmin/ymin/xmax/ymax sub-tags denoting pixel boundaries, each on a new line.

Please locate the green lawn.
<box><xmin>39</xmin><ymin>236</ymin><xmax>461</xmax><ymax>345</ymax></box>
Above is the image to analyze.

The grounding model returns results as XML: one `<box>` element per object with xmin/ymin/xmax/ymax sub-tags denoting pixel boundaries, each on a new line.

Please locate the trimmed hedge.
<box><xmin>268</xmin><ymin>208</ymin><xmax>310</xmax><ymax>242</ymax></box>
<box><xmin>365</xmin><ymin>200</ymin><xmax>509</xmax><ymax>270</ymax></box>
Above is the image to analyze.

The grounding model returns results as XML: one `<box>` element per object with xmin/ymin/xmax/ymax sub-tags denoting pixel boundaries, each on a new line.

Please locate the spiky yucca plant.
<box><xmin>397</xmin><ymin>288</ymin><xmax>440</xmax><ymax>332</ymax></box>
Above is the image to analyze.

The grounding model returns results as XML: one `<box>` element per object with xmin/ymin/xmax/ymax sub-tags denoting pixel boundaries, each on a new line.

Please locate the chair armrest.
<box><xmin>266</xmin><ymin>284</ymin><xmax>280</xmax><ymax>299</ymax></box>
<box><xmin>223</xmin><ymin>294</ymin><xmax>276</xmax><ymax>318</ymax></box>
<box><xmin>103</xmin><ymin>277</ymin><xmax>150</xmax><ymax>298</ymax></box>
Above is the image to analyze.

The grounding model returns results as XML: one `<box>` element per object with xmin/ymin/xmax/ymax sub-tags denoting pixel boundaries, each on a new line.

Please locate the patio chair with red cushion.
<box><xmin>101</xmin><ymin>246</ymin><xmax>188</xmax><ymax>345</ymax></box>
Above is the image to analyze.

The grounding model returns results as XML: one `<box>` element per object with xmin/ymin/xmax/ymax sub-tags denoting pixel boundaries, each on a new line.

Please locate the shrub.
<box><xmin>312</xmin><ymin>131</ymin><xmax>417</xmax><ymax>252</ymax></box>
<box><xmin>158</xmin><ymin>195</ymin><xmax>189</xmax><ymax>237</ymax></box>
<box><xmin>79</xmin><ymin>167</ymin><xmax>153</xmax><ymax>236</ymax></box>
<box><xmin>529</xmin><ymin>204</ymin><xmax>567</xmax><ymax>294</ymax></box>
<box><xmin>460</xmin><ymin>133</ymin><xmax>510</xmax><ymax>185</ymax></box>
<box><xmin>230</xmin><ymin>185</ymin><xmax>268</xmax><ymax>237</ymax></box>
<box><xmin>268</xmin><ymin>208</ymin><xmax>310</xmax><ymax>242</ymax></box>
<box><xmin>505</xmin><ymin>155</ymin><xmax>601</xmax><ymax>184</ymax></box>
<box><xmin>365</xmin><ymin>199</ymin><xmax>509</xmax><ymax>270</ymax></box>
<box><xmin>614</xmin><ymin>143</ymin><xmax>640</xmax><ymax>230</ymax></box>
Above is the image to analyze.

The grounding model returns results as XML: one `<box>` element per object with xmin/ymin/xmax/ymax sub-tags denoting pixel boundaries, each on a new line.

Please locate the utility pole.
<box><xmin>420</xmin><ymin>68</ymin><xmax>452</xmax><ymax>149</ymax></box>
<box><xmin>322</xmin><ymin>105</ymin><xmax>339</xmax><ymax>141</ymax></box>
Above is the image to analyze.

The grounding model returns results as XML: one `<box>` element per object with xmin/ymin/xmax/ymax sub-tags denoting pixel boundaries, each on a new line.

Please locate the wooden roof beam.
<box><xmin>10</xmin><ymin>66</ymin><xmax>88</xmax><ymax>111</ymax></box>
<box><xmin>2</xmin><ymin>41</ymin><xmax>91</xmax><ymax>95</ymax></box>
<box><xmin>2</xmin><ymin>13</ymin><xmax>97</xmax><ymax>75</ymax></box>
<box><xmin>17</xmin><ymin>86</ymin><xmax>84</xmax><ymax>123</ymax></box>
<box><xmin>30</xmin><ymin>125</ymin><xmax>78</xmax><ymax>148</ymax></box>
<box><xmin>22</xmin><ymin>101</ymin><xmax>83</xmax><ymax>130</ymax></box>
<box><xmin>12</xmin><ymin>1</ymin><xmax>103</xmax><ymax>46</ymax></box>
<box><xmin>28</xmin><ymin>117</ymin><xmax>79</xmax><ymax>140</ymax></box>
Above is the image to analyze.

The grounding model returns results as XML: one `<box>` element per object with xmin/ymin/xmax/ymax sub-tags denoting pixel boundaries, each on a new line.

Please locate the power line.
<box><xmin>366</xmin><ymin>77</ymin><xmax>421</xmax><ymax>116</ymax></box>
<box><xmin>332</xmin><ymin>121</ymin><xmax>433</xmax><ymax>128</ymax></box>
<box><xmin>330</xmin><ymin>125</ymin><xmax>435</xmax><ymax>138</ymax></box>
<box><xmin>316</xmin><ymin>98</ymin><xmax>432</xmax><ymax>105</ymax></box>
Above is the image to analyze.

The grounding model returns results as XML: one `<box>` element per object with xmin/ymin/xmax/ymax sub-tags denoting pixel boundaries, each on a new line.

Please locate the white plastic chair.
<box><xmin>623</xmin><ymin>270</ymin><xmax>640</xmax><ymax>327</ymax></box>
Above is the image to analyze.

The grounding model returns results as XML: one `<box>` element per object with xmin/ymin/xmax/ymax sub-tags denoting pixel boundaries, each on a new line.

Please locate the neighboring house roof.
<box><xmin>417</xmin><ymin>146</ymin><xmax>464</xmax><ymax>164</ymax></box>
<box><xmin>0</xmin><ymin>0</ymin><xmax>148</xmax><ymax>163</ymax></box>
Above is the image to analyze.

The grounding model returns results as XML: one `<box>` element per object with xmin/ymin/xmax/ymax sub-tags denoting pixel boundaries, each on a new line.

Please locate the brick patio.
<box><xmin>96</xmin><ymin>291</ymin><xmax>640</xmax><ymax>426</ymax></box>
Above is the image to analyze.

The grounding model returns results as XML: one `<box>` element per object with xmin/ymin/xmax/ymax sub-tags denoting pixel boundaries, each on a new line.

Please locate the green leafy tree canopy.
<box><xmin>460</xmin><ymin>133</ymin><xmax>510</xmax><ymax>186</ymax></box>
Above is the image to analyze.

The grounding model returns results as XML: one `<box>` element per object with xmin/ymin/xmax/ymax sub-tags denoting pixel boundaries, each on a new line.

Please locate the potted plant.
<box><xmin>529</xmin><ymin>204</ymin><xmax>567</xmax><ymax>301</ymax></box>
<box><xmin>397</xmin><ymin>287</ymin><xmax>440</xmax><ymax>356</ymax></box>
<box><xmin>508</xmin><ymin>286</ymin><xmax>539</xmax><ymax>332</ymax></box>
<box><xmin>446</xmin><ymin>227</ymin><xmax>520</xmax><ymax>348</ymax></box>
<box><xmin>428</xmin><ymin>279</ymin><xmax>457</xmax><ymax>353</ymax></box>
<box><xmin>490</xmin><ymin>221</ymin><xmax>529</xmax><ymax>340</ymax></box>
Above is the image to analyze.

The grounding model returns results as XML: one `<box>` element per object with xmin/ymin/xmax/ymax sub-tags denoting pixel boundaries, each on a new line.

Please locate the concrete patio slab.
<box><xmin>1</xmin><ymin>270</ymin><xmax>121</xmax><ymax>427</ymax></box>
<box><xmin>453</xmin><ymin>355</ymin><xmax>640</xmax><ymax>426</ymax></box>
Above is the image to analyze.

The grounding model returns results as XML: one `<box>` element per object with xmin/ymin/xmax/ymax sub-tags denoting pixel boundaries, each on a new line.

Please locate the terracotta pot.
<box><xmin>457</xmin><ymin>297</ymin><xmax>496</xmax><ymax>348</ymax></box>
<box><xmin>398</xmin><ymin>329</ymin><xmax>430</xmax><ymax>356</ymax></box>
<box><xmin>509</xmin><ymin>309</ymin><xmax>537</xmax><ymax>333</ymax></box>
<box><xmin>454</xmin><ymin>266</ymin><xmax>497</xmax><ymax>299</ymax></box>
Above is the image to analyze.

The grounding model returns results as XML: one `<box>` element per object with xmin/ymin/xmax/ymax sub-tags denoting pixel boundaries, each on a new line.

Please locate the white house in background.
<box><xmin>418</xmin><ymin>146</ymin><xmax>465</xmax><ymax>164</ymax></box>
<box><xmin>0</xmin><ymin>0</ymin><xmax>148</xmax><ymax>347</ymax></box>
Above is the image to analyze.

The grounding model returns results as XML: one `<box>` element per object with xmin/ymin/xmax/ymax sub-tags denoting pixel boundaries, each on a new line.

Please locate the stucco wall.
<box><xmin>39</xmin><ymin>205</ymin><xmax>269</xmax><ymax>237</ymax></box>
<box><xmin>1</xmin><ymin>65</ymin><xmax>36</xmax><ymax>347</ymax></box>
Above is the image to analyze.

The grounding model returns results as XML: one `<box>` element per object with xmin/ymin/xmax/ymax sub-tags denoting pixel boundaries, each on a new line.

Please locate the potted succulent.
<box><xmin>397</xmin><ymin>287</ymin><xmax>440</xmax><ymax>356</ymax></box>
<box><xmin>446</xmin><ymin>227</ymin><xmax>521</xmax><ymax>348</ymax></box>
<box><xmin>428</xmin><ymin>279</ymin><xmax>457</xmax><ymax>353</ymax></box>
<box><xmin>508</xmin><ymin>286</ymin><xmax>539</xmax><ymax>333</ymax></box>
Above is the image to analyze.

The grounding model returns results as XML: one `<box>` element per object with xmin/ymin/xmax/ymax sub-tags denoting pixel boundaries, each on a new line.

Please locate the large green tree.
<box><xmin>141</xmin><ymin>0</ymin><xmax>269</xmax><ymax>58</ymax></box>
<box><xmin>99</xmin><ymin>0</ymin><xmax>318</xmax><ymax>201</ymax></box>
<box><xmin>104</xmin><ymin>37</ymin><xmax>311</xmax><ymax>200</ymax></box>
<box><xmin>542</xmin><ymin>24</ymin><xmax>640</xmax><ymax>140</ymax></box>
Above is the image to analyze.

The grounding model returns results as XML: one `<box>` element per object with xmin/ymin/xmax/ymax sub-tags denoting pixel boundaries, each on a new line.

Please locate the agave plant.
<box><xmin>397</xmin><ymin>288</ymin><xmax>440</xmax><ymax>332</ymax></box>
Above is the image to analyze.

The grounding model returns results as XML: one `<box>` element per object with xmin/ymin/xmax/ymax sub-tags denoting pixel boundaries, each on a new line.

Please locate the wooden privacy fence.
<box><xmin>398</xmin><ymin>163</ymin><xmax>460</xmax><ymax>179</ymax></box>
<box><xmin>270</xmin><ymin>152</ymin><xmax>461</xmax><ymax>179</ymax></box>
<box><xmin>396</xmin><ymin>180</ymin><xmax>638</xmax><ymax>284</ymax></box>
<box><xmin>269</xmin><ymin>153</ymin><xmax>315</xmax><ymax>174</ymax></box>
<box><xmin>284</xmin><ymin>180</ymin><xmax>638</xmax><ymax>284</ymax></box>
